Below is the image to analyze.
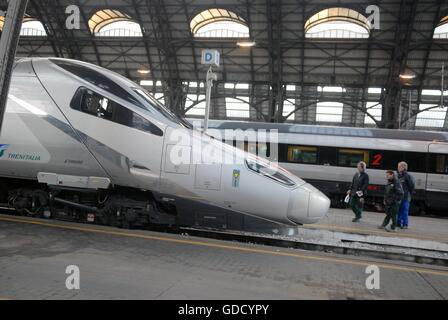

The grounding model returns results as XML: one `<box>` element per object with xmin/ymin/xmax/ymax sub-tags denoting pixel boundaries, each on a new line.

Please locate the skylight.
<box><xmin>140</xmin><ymin>80</ymin><xmax>153</xmax><ymax>86</ymax></box>
<box><xmin>191</xmin><ymin>9</ymin><xmax>249</xmax><ymax>38</ymax></box>
<box><xmin>316</xmin><ymin>101</ymin><xmax>343</xmax><ymax>123</ymax></box>
<box><xmin>154</xmin><ymin>93</ymin><xmax>165</xmax><ymax>105</ymax></box>
<box><xmin>283</xmin><ymin>100</ymin><xmax>296</xmax><ymax>121</ymax></box>
<box><xmin>364</xmin><ymin>102</ymin><xmax>382</xmax><ymax>125</ymax></box>
<box><xmin>89</xmin><ymin>9</ymin><xmax>142</xmax><ymax>37</ymax></box>
<box><xmin>226</xmin><ymin>97</ymin><xmax>250</xmax><ymax>118</ymax></box>
<box><xmin>185</xmin><ymin>94</ymin><xmax>206</xmax><ymax>117</ymax></box>
<box><xmin>20</xmin><ymin>20</ymin><xmax>47</xmax><ymax>36</ymax></box>
<box><xmin>434</xmin><ymin>16</ymin><xmax>448</xmax><ymax>39</ymax></box>
<box><xmin>368</xmin><ymin>88</ymin><xmax>382</xmax><ymax>94</ymax></box>
<box><xmin>305</xmin><ymin>8</ymin><xmax>371</xmax><ymax>39</ymax></box>
<box><xmin>422</xmin><ymin>89</ymin><xmax>448</xmax><ymax>96</ymax></box>
<box><xmin>0</xmin><ymin>16</ymin><xmax>47</xmax><ymax>36</ymax></box>
<box><xmin>416</xmin><ymin>104</ymin><xmax>447</xmax><ymax>128</ymax></box>
<box><xmin>318</xmin><ymin>86</ymin><xmax>346</xmax><ymax>93</ymax></box>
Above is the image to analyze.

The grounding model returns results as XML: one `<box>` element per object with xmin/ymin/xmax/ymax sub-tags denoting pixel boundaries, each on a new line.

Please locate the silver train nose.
<box><xmin>287</xmin><ymin>183</ymin><xmax>330</xmax><ymax>225</ymax></box>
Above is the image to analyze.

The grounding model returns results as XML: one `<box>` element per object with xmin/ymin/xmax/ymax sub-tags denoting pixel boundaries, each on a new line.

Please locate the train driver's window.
<box><xmin>73</xmin><ymin>87</ymin><xmax>163</xmax><ymax>136</ymax></box>
<box><xmin>287</xmin><ymin>146</ymin><xmax>318</xmax><ymax>164</ymax></box>
<box><xmin>338</xmin><ymin>149</ymin><xmax>369</xmax><ymax>167</ymax></box>
<box><xmin>80</xmin><ymin>90</ymin><xmax>102</xmax><ymax>117</ymax></box>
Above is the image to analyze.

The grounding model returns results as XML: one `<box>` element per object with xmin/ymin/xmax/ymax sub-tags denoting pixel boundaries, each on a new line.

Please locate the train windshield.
<box><xmin>134</xmin><ymin>89</ymin><xmax>192</xmax><ymax>129</ymax></box>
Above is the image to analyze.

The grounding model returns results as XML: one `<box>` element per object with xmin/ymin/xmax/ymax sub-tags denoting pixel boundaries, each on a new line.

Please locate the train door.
<box><xmin>426</xmin><ymin>142</ymin><xmax>448</xmax><ymax>209</ymax></box>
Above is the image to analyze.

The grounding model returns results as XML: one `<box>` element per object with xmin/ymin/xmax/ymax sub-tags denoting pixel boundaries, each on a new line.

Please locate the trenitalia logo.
<box><xmin>0</xmin><ymin>145</ymin><xmax>9</xmax><ymax>158</ymax></box>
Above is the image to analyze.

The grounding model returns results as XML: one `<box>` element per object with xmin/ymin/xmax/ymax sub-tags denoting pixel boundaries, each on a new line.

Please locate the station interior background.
<box><xmin>0</xmin><ymin>0</ymin><xmax>447</xmax><ymax>131</ymax></box>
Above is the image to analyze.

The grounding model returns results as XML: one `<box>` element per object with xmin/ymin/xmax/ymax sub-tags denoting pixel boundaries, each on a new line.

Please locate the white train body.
<box><xmin>0</xmin><ymin>58</ymin><xmax>330</xmax><ymax>226</ymax></box>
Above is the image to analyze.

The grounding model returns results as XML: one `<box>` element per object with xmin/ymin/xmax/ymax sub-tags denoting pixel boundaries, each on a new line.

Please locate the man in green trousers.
<box><xmin>347</xmin><ymin>161</ymin><xmax>369</xmax><ymax>222</ymax></box>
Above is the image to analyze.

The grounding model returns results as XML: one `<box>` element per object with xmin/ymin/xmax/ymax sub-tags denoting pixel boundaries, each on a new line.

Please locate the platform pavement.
<box><xmin>0</xmin><ymin>214</ymin><xmax>447</xmax><ymax>299</ymax></box>
<box><xmin>305</xmin><ymin>208</ymin><xmax>448</xmax><ymax>244</ymax></box>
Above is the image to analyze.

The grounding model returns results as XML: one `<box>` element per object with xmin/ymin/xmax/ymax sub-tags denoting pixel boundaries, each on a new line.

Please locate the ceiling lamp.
<box><xmin>237</xmin><ymin>40</ymin><xmax>256</xmax><ymax>47</ymax></box>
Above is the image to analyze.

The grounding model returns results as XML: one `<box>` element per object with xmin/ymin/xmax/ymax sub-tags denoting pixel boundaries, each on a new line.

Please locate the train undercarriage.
<box><xmin>0</xmin><ymin>177</ymin><xmax>177</xmax><ymax>230</ymax></box>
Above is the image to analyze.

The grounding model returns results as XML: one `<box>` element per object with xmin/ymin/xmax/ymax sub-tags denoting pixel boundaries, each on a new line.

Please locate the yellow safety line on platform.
<box><xmin>308</xmin><ymin>223</ymin><xmax>448</xmax><ymax>242</ymax></box>
<box><xmin>0</xmin><ymin>215</ymin><xmax>447</xmax><ymax>277</ymax></box>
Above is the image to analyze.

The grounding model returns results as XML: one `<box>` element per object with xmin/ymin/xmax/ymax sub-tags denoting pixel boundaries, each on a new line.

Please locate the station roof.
<box><xmin>0</xmin><ymin>0</ymin><xmax>447</xmax><ymax>130</ymax></box>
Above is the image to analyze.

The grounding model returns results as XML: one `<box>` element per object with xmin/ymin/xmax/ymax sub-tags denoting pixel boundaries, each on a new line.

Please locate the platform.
<box><xmin>308</xmin><ymin>208</ymin><xmax>448</xmax><ymax>244</ymax></box>
<box><xmin>0</xmin><ymin>214</ymin><xmax>448</xmax><ymax>300</ymax></box>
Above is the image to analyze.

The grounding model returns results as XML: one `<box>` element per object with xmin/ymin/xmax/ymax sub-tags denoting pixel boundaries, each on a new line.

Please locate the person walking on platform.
<box><xmin>380</xmin><ymin>170</ymin><xmax>404</xmax><ymax>232</ymax></box>
<box><xmin>397</xmin><ymin>162</ymin><xmax>415</xmax><ymax>229</ymax></box>
<box><xmin>347</xmin><ymin>161</ymin><xmax>369</xmax><ymax>223</ymax></box>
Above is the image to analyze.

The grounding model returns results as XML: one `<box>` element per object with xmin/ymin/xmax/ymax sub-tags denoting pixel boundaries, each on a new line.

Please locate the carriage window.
<box><xmin>318</xmin><ymin>147</ymin><xmax>337</xmax><ymax>166</ymax></box>
<box><xmin>338</xmin><ymin>149</ymin><xmax>369</xmax><ymax>167</ymax></box>
<box><xmin>382</xmin><ymin>151</ymin><xmax>405</xmax><ymax>170</ymax></box>
<box><xmin>432</xmin><ymin>154</ymin><xmax>448</xmax><ymax>174</ymax></box>
<box><xmin>71</xmin><ymin>87</ymin><xmax>163</xmax><ymax>136</ymax></box>
<box><xmin>287</xmin><ymin>146</ymin><xmax>318</xmax><ymax>164</ymax></box>
<box><xmin>404</xmin><ymin>152</ymin><xmax>427</xmax><ymax>173</ymax></box>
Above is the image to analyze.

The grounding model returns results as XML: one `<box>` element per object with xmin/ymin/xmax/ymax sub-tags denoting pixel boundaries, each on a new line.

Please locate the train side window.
<box><xmin>382</xmin><ymin>151</ymin><xmax>405</xmax><ymax>170</ymax></box>
<box><xmin>338</xmin><ymin>149</ymin><xmax>369</xmax><ymax>167</ymax></box>
<box><xmin>431</xmin><ymin>154</ymin><xmax>448</xmax><ymax>174</ymax></box>
<box><xmin>71</xmin><ymin>87</ymin><xmax>163</xmax><ymax>136</ymax></box>
<box><xmin>318</xmin><ymin>147</ymin><xmax>337</xmax><ymax>166</ymax></box>
<box><xmin>404</xmin><ymin>152</ymin><xmax>427</xmax><ymax>173</ymax></box>
<box><xmin>287</xmin><ymin>146</ymin><xmax>318</xmax><ymax>164</ymax></box>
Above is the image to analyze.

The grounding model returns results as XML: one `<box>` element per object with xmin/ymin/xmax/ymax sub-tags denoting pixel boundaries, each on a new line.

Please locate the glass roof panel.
<box><xmin>305</xmin><ymin>7</ymin><xmax>371</xmax><ymax>39</ymax></box>
<box><xmin>88</xmin><ymin>9</ymin><xmax>142</xmax><ymax>37</ymax></box>
<box><xmin>191</xmin><ymin>8</ymin><xmax>249</xmax><ymax>38</ymax></box>
<box><xmin>434</xmin><ymin>16</ymin><xmax>448</xmax><ymax>39</ymax></box>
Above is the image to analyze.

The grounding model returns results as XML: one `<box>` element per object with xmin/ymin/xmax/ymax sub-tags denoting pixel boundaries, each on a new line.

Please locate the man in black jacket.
<box><xmin>397</xmin><ymin>162</ymin><xmax>415</xmax><ymax>229</ymax></box>
<box><xmin>380</xmin><ymin>170</ymin><xmax>404</xmax><ymax>232</ymax></box>
<box><xmin>347</xmin><ymin>161</ymin><xmax>369</xmax><ymax>222</ymax></box>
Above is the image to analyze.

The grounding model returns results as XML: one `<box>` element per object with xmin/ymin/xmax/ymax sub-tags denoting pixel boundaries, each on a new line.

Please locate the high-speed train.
<box><xmin>206</xmin><ymin>120</ymin><xmax>448</xmax><ymax>215</ymax></box>
<box><xmin>0</xmin><ymin>58</ymin><xmax>330</xmax><ymax>229</ymax></box>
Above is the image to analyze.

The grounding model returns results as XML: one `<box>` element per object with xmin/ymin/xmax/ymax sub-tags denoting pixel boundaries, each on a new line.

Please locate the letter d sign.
<box><xmin>201</xmin><ymin>49</ymin><xmax>220</xmax><ymax>67</ymax></box>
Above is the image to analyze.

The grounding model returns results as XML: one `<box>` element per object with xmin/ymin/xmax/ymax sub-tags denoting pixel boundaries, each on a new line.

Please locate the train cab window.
<box><xmin>71</xmin><ymin>87</ymin><xmax>163</xmax><ymax>136</ymax></box>
<box><xmin>287</xmin><ymin>146</ymin><xmax>318</xmax><ymax>164</ymax></box>
<box><xmin>50</xmin><ymin>59</ymin><xmax>145</xmax><ymax>109</ymax></box>
<box><xmin>338</xmin><ymin>149</ymin><xmax>369</xmax><ymax>167</ymax></box>
<box><xmin>431</xmin><ymin>154</ymin><xmax>448</xmax><ymax>174</ymax></box>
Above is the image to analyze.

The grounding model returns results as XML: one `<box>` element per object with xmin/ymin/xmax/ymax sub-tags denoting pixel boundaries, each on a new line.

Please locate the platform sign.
<box><xmin>201</xmin><ymin>49</ymin><xmax>220</xmax><ymax>67</ymax></box>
